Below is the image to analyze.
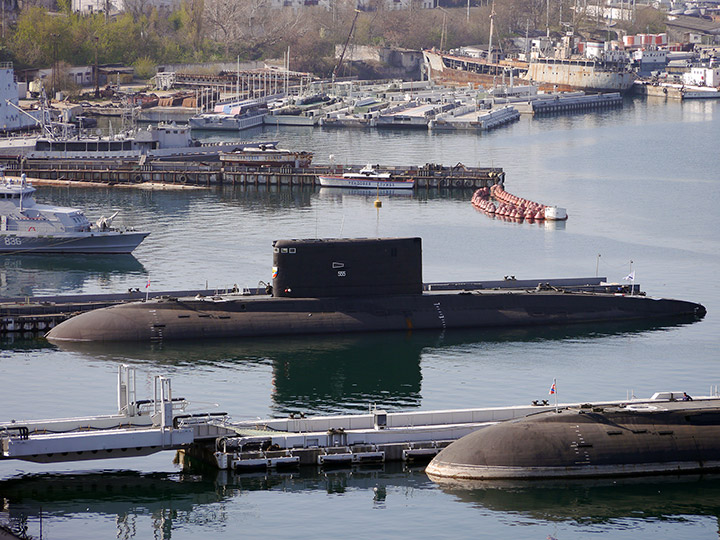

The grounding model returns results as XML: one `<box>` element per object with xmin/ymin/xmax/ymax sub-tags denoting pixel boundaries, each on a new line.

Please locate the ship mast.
<box><xmin>546</xmin><ymin>0</ymin><xmax>550</xmax><ymax>37</ymax></box>
<box><xmin>488</xmin><ymin>1</ymin><xmax>495</xmax><ymax>64</ymax></box>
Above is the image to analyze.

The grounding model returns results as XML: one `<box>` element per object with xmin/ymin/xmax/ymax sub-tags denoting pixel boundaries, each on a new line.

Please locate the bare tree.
<box><xmin>203</xmin><ymin>0</ymin><xmax>244</xmax><ymax>51</ymax></box>
<box><xmin>122</xmin><ymin>0</ymin><xmax>156</xmax><ymax>18</ymax></box>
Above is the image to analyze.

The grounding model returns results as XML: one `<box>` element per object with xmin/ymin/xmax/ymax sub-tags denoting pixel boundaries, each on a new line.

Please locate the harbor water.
<box><xmin>1</xmin><ymin>96</ymin><xmax>719</xmax><ymax>539</ymax></box>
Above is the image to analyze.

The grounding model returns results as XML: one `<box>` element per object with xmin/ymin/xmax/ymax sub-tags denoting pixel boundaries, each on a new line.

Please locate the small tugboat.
<box><xmin>318</xmin><ymin>165</ymin><xmax>415</xmax><ymax>190</ymax></box>
<box><xmin>0</xmin><ymin>174</ymin><xmax>148</xmax><ymax>254</ymax></box>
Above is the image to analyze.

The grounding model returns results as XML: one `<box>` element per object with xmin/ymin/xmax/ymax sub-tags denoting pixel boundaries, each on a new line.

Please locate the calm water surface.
<box><xmin>1</xmin><ymin>96</ymin><xmax>719</xmax><ymax>539</ymax></box>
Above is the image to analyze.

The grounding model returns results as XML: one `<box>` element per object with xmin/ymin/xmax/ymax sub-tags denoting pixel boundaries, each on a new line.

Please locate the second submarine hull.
<box><xmin>45</xmin><ymin>289</ymin><xmax>705</xmax><ymax>342</ymax></box>
<box><xmin>426</xmin><ymin>400</ymin><xmax>720</xmax><ymax>480</ymax></box>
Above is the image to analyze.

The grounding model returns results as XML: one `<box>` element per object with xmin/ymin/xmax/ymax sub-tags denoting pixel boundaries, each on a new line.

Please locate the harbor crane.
<box><xmin>332</xmin><ymin>9</ymin><xmax>361</xmax><ymax>81</ymax></box>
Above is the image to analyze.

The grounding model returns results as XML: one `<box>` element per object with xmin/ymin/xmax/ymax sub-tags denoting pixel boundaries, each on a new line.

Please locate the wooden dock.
<box><xmin>0</xmin><ymin>158</ymin><xmax>505</xmax><ymax>189</ymax></box>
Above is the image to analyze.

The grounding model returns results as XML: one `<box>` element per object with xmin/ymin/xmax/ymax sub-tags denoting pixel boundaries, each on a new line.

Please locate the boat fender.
<box><xmin>663</xmin><ymin>87</ymin><xmax>668</xmax><ymax>94</ymax></box>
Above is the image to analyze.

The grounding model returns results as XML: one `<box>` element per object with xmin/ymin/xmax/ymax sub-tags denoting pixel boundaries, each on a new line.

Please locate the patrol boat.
<box><xmin>0</xmin><ymin>174</ymin><xmax>148</xmax><ymax>254</ymax></box>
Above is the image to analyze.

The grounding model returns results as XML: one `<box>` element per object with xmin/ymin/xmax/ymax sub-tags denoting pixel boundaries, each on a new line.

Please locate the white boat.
<box><xmin>318</xmin><ymin>165</ymin><xmax>415</xmax><ymax>190</ymax></box>
<box><xmin>189</xmin><ymin>98</ymin><xmax>268</xmax><ymax>131</ymax></box>
<box><xmin>0</xmin><ymin>174</ymin><xmax>148</xmax><ymax>254</ymax></box>
<box><xmin>219</xmin><ymin>143</ymin><xmax>313</xmax><ymax>168</ymax></box>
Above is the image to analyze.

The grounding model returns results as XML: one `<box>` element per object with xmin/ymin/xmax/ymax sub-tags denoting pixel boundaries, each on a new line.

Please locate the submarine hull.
<box><xmin>426</xmin><ymin>401</ymin><xmax>720</xmax><ymax>480</ymax></box>
<box><xmin>45</xmin><ymin>289</ymin><xmax>705</xmax><ymax>343</ymax></box>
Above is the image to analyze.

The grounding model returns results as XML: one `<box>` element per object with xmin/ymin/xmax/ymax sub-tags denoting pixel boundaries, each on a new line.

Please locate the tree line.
<box><xmin>2</xmin><ymin>0</ymin><xmax>666</xmax><ymax>82</ymax></box>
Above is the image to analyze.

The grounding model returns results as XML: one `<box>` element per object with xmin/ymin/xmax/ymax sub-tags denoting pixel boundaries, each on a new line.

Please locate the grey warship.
<box><xmin>0</xmin><ymin>174</ymin><xmax>148</xmax><ymax>254</ymax></box>
<box><xmin>45</xmin><ymin>237</ymin><xmax>705</xmax><ymax>342</ymax></box>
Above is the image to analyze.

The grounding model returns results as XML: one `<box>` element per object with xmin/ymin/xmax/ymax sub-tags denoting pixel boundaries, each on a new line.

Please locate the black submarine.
<box><xmin>45</xmin><ymin>237</ymin><xmax>706</xmax><ymax>343</ymax></box>
<box><xmin>426</xmin><ymin>397</ymin><xmax>720</xmax><ymax>479</ymax></box>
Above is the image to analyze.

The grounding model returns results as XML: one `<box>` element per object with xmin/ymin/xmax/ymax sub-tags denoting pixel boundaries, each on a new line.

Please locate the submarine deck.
<box><xmin>43</xmin><ymin>274</ymin><xmax>706</xmax><ymax>343</ymax></box>
<box><xmin>4</xmin><ymin>277</ymin><xmax>622</xmax><ymax>335</ymax></box>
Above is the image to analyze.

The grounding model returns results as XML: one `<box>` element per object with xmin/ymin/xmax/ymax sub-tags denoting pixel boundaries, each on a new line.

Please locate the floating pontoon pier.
<box><xmin>3</xmin><ymin>366</ymin><xmax>717</xmax><ymax>474</ymax></box>
<box><xmin>529</xmin><ymin>92</ymin><xmax>623</xmax><ymax>115</ymax></box>
<box><xmin>429</xmin><ymin>105</ymin><xmax>520</xmax><ymax>131</ymax></box>
<box><xmin>0</xmin><ymin>366</ymin><xmax>231</xmax><ymax>464</ymax></box>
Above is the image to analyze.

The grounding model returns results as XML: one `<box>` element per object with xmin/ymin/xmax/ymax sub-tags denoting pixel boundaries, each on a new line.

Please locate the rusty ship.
<box><xmin>424</xmin><ymin>34</ymin><xmax>636</xmax><ymax>93</ymax></box>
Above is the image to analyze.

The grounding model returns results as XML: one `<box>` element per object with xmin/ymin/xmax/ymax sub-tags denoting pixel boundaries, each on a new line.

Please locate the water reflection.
<box><xmin>212</xmin><ymin>183</ymin><xmax>316</xmax><ymax>211</ymax></box>
<box><xmin>0</xmin><ymin>464</ymin><xmax>432</xmax><ymax>540</ymax></box>
<box><xmin>40</xmin><ymin>317</ymin><xmax>701</xmax><ymax>415</ymax></box>
<box><xmin>0</xmin><ymin>469</ymin><xmax>225</xmax><ymax>540</ymax></box>
<box><xmin>432</xmin><ymin>474</ymin><xmax>720</xmax><ymax>525</ymax></box>
<box><xmin>48</xmin><ymin>332</ymin><xmax>426</xmax><ymax>415</ymax></box>
<box><xmin>3</xmin><ymin>465</ymin><xmax>720</xmax><ymax>540</ymax></box>
<box><xmin>318</xmin><ymin>187</ymin><xmax>414</xmax><ymax>199</ymax></box>
<box><xmin>0</xmin><ymin>254</ymin><xmax>146</xmax><ymax>297</ymax></box>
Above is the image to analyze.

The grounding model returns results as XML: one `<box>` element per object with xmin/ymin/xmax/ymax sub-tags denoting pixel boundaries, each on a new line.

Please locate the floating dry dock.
<box><xmin>0</xmin><ymin>160</ymin><xmax>504</xmax><ymax>190</ymax></box>
<box><xmin>3</xmin><ymin>366</ymin><xmax>718</xmax><ymax>477</ymax></box>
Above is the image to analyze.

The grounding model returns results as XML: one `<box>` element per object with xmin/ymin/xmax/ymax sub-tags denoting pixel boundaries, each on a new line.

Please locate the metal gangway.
<box><xmin>0</xmin><ymin>366</ymin><xmax>230</xmax><ymax>464</ymax></box>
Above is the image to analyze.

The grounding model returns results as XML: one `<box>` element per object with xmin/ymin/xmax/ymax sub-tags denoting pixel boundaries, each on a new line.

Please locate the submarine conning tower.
<box><xmin>272</xmin><ymin>237</ymin><xmax>423</xmax><ymax>298</ymax></box>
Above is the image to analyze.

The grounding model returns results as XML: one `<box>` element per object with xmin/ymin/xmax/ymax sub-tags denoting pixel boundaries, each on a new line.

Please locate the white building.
<box><xmin>72</xmin><ymin>0</ymin><xmax>180</xmax><ymax>13</ymax></box>
<box><xmin>268</xmin><ymin>0</ymin><xmax>418</xmax><ymax>9</ymax></box>
<box><xmin>683</xmin><ymin>66</ymin><xmax>720</xmax><ymax>86</ymax></box>
<box><xmin>71</xmin><ymin>0</ymin><xmax>118</xmax><ymax>13</ymax></box>
<box><xmin>36</xmin><ymin>66</ymin><xmax>94</xmax><ymax>87</ymax></box>
<box><xmin>0</xmin><ymin>63</ymin><xmax>41</xmax><ymax>132</ymax></box>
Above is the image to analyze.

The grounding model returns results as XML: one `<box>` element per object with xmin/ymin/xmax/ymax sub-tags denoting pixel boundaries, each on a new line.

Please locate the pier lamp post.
<box><xmin>51</xmin><ymin>33</ymin><xmax>59</xmax><ymax>101</ymax></box>
<box><xmin>94</xmin><ymin>36</ymin><xmax>100</xmax><ymax>99</ymax></box>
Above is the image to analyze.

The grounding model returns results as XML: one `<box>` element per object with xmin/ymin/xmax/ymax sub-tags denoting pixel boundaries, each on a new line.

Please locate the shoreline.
<box><xmin>5</xmin><ymin>176</ymin><xmax>208</xmax><ymax>190</ymax></box>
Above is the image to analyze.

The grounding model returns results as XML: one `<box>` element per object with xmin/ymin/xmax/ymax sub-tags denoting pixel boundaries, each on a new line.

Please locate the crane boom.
<box><xmin>333</xmin><ymin>9</ymin><xmax>361</xmax><ymax>80</ymax></box>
